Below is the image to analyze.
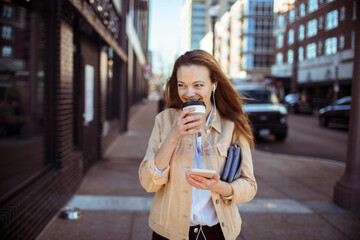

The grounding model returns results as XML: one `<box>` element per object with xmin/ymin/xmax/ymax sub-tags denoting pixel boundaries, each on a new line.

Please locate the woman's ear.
<box><xmin>213</xmin><ymin>82</ymin><xmax>218</xmax><ymax>91</ymax></box>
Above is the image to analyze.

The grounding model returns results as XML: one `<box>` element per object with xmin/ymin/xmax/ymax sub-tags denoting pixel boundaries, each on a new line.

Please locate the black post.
<box><xmin>333</xmin><ymin>0</ymin><xmax>360</xmax><ymax>210</ymax></box>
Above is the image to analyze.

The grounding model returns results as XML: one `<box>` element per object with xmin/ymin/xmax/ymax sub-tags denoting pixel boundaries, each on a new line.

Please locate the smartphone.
<box><xmin>190</xmin><ymin>169</ymin><xmax>216</xmax><ymax>178</ymax></box>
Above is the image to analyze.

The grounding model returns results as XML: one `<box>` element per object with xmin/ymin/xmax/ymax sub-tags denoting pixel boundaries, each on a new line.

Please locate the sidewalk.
<box><xmin>37</xmin><ymin>100</ymin><xmax>360</xmax><ymax>240</ymax></box>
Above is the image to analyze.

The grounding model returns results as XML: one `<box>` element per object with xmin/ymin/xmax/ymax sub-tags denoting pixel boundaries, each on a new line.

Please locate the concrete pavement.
<box><xmin>37</xmin><ymin>100</ymin><xmax>360</xmax><ymax>240</ymax></box>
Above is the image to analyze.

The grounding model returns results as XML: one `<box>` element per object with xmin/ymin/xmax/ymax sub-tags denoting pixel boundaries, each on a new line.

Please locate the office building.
<box><xmin>213</xmin><ymin>0</ymin><xmax>274</xmax><ymax>78</ymax></box>
<box><xmin>181</xmin><ymin>0</ymin><xmax>207</xmax><ymax>52</ymax></box>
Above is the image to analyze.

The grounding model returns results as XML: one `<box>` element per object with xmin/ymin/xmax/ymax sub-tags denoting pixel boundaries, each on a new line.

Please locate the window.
<box><xmin>254</xmin><ymin>55</ymin><xmax>272</xmax><ymax>68</ymax></box>
<box><xmin>0</xmin><ymin>1</ymin><xmax>47</xmax><ymax>202</ymax></box>
<box><xmin>289</xmin><ymin>9</ymin><xmax>295</xmax><ymax>23</ymax></box>
<box><xmin>255</xmin><ymin>37</ymin><xmax>273</xmax><ymax>50</ymax></box>
<box><xmin>255</xmin><ymin>18</ymin><xmax>273</xmax><ymax>34</ymax></box>
<box><xmin>276</xmin><ymin>52</ymin><xmax>283</xmax><ymax>64</ymax></box>
<box><xmin>278</xmin><ymin>15</ymin><xmax>285</xmax><ymax>28</ymax></box>
<box><xmin>288</xmin><ymin>29</ymin><xmax>294</xmax><ymax>45</ymax></box>
<box><xmin>298</xmin><ymin>24</ymin><xmax>305</xmax><ymax>40</ymax></box>
<box><xmin>300</xmin><ymin>3</ymin><xmax>306</xmax><ymax>17</ymax></box>
<box><xmin>339</xmin><ymin>35</ymin><xmax>345</xmax><ymax>49</ymax></box>
<box><xmin>245</xmin><ymin>54</ymin><xmax>254</xmax><ymax>69</ymax></box>
<box><xmin>306</xmin><ymin>43</ymin><xmax>317</xmax><ymax>59</ymax></box>
<box><xmin>307</xmin><ymin>19</ymin><xmax>317</xmax><ymax>38</ymax></box>
<box><xmin>308</xmin><ymin>0</ymin><xmax>318</xmax><ymax>13</ymax></box>
<box><xmin>325</xmin><ymin>37</ymin><xmax>337</xmax><ymax>55</ymax></box>
<box><xmin>1</xmin><ymin>45</ymin><xmax>12</xmax><ymax>57</ymax></box>
<box><xmin>287</xmin><ymin>50</ymin><xmax>294</xmax><ymax>64</ymax></box>
<box><xmin>1</xmin><ymin>25</ymin><xmax>12</xmax><ymax>40</ymax></box>
<box><xmin>340</xmin><ymin>6</ymin><xmax>346</xmax><ymax>20</ymax></box>
<box><xmin>277</xmin><ymin>34</ymin><xmax>284</xmax><ymax>48</ymax></box>
<box><xmin>353</xmin><ymin>1</ymin><xmax>357</xmax><ymax>20</ymax></box>
<box><xmin>326</xmin><ymin>10</ymin><xmax>338</xmax><ymax>30</ymax></box>
<box><xmin>298</xmin><ymin>47</ymin><xmax>304</xmax><ymax>61</ymax></box>
<box><xmin>2</xmin><ymin>5</ymin><xmax>13</xmax><ymax>18</ymax></box>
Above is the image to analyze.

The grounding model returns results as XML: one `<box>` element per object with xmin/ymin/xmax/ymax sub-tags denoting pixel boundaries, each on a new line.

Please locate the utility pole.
<box><xmin>209</xmin><ymin>0</ymin><xmax>220</xmax><ymax>56</ymax></box>
<box><xmin>333</xmin><ymin>0</ymin><xmax>360</xmax><ymax>210</ymax></box>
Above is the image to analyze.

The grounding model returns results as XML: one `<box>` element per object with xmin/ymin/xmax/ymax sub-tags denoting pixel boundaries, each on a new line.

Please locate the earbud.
<box><xmin>213</xmin><ymin>85</ymin><xmax>216</xmax><ymax>91</ymax></box>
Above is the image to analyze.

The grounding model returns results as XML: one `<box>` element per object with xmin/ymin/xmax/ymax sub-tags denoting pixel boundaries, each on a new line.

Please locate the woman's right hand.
<box><xmin>170</xmin><ymin>107</ymin><xmax>201</xmax><ymax>143</ymax></box>
<box><xmin>154</xmin><ymin>108</ymin><xmax>201</xmax><ymax>171</ymax></box>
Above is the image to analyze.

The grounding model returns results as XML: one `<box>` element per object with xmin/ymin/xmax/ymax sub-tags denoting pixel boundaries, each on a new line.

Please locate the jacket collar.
<box><xmin>209</xmin><ymin>107</ymin><xmax>222</xmax><ymax>134</ymax></box>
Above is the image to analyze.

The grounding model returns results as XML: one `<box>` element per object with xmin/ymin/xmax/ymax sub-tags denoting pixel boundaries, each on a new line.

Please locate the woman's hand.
<box><xmin>185</xmin><ymin>171</ymin><xmax>220</xmax><ymax>190</ymax></box>
<box><xmin>154</xmin><ymin>108</ymin><xmax>201</xmax><ymax>171</ymax></box>
<box><xmin>169</xmin><ymin>107</ymin><xmax>202</xmax><ymax>143</ymax></box>
<box><xmin>185</xmin><ymin>171</ymin><xmax>233</xmax><ymax>197</ymax></box>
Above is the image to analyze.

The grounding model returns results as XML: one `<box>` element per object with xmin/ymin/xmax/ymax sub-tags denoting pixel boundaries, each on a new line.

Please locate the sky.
<box><xmin>149</xmin><ymin>0</ymin><xmax>185</xmax><ymax>76</ymax></box>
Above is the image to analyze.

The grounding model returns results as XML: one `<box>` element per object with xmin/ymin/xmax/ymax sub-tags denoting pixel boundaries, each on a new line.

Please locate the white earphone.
<box><xmin>213</xmin><ymin>85</ymin><xmax>216</xmax><ymax>91</ymax></box>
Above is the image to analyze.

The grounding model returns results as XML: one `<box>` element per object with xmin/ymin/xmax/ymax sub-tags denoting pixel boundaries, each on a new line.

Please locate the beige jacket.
<box><xmin>139</xmin><ymin>108</ymin><xmax>257</xmax><ymax>240</ymax></box>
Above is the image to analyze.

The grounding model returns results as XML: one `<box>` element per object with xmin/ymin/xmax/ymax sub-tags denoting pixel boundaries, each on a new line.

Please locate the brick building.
<box><xmin>271</xmin><ymin>0</ymin><xmax>356</xmax><ymax>105</ymax></box>
<box><xmin>0</xmin><ymin>0</ymin><xmax>149</xmax><ymax>239</ymax></box>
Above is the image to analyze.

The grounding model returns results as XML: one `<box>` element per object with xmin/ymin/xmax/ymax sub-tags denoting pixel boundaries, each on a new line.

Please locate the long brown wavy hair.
<box><xmin>164</xmin><ymin>49</ymin><xmax>254</xmax><ymax>149</ymax></box>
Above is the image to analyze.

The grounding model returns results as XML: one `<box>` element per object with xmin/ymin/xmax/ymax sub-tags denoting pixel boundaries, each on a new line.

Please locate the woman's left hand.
<box><xmin>185</xmin><ymin>171</ymin><xmax>220</xmax><ymax>191</ymax></box>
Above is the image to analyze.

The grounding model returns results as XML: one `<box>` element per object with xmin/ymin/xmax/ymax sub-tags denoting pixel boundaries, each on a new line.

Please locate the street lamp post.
<box><xmin>209</xmin><ymin>1</ymin><xmax>219</xmax><ymax>56</ymax></box>
<box><xmin>333</xmin><ymin>58</ymin><xmax>340</xmax><ymax>102</ymax></box>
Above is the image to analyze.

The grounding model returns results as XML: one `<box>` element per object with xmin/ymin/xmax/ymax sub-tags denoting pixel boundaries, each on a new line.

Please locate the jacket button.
<box><xmin>215</xmin><ymin>199</ymin><xmax>219</xmax><ymax>204</ymax></box>
<box><xmin>194</xmin><ymin>227</ymin><xmax>199</xmax><ymax>233</ymax></box>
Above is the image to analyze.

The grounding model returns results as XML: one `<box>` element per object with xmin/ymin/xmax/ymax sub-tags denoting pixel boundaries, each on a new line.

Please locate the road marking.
<box><xmin>253</xmin><ymin>149</ymin><xmax>346</xmax><ymax>167</ymax></box>
<box><xmin>66</xmin><ymin>195</ymin><xmax>314</xmax><ymax>214</ymax></box>
<box><xmin>237</xmin><ymin>198</ymin><xmax>313</xmax><ymax>213</ymax></box>
<box><xmin>126</xmin><ymin>130</ymin><xmax>152</xmax><ymax>136</ymax></box>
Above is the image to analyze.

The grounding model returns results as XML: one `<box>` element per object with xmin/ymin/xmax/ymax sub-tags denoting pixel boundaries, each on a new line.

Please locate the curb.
<box><xmin>252</xmin><ymin>149</ymin><xmax>346</xmax><ymax>167</ymax></box>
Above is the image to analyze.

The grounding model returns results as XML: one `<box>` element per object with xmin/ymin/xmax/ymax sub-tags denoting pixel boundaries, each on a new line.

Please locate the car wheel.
<box><xmin>275</xmin><ymin>132</ymin><xmax>287</xmax><ymax>141</ymax></box>
<box><xmin>319</xmin><ymin>116</ymin><xmax>328</xmax><ymax>127</ymax></box>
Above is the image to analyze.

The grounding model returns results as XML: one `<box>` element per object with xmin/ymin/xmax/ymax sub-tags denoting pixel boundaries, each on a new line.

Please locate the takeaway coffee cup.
<box><xmin>182</xmin><ymin>100</ymin><xmax>206</xmax><ymax>132</ymax></box>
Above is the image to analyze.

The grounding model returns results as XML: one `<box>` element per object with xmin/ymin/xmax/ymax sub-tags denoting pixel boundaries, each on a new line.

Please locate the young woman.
<box><xmin>139</xmin><ymin>49</ymin><xmax>257</xmax><ymax>240</ymax></box>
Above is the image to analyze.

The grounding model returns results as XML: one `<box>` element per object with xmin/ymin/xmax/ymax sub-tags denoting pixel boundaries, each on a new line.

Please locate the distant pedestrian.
<box><xmin>139</xmin><ymin>49</ymin><xmax>257</xmax><ymax>240</ymax></box>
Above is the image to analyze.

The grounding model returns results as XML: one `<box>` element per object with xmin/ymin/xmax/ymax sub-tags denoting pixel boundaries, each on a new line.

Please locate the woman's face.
<box><xmin>176</xmin><ymin>64</ymin><xmax>216</xmax><ymax>116</ymax></box>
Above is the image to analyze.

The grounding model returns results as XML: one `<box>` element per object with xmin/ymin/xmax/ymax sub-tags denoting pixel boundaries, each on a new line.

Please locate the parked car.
<box><xmin>234</xmin><ymin>84</ymin><xmax>288</xmax><ymax>141</ymax></box>
<box><xmin>319</xmin><ymin>96</ymin><xmax>351</xmax><ymax>128</ymax></box>
<box><xmin>283</xmin><ymin>93</ymin><xmax>313</xmax><ymax>113</ymax></box>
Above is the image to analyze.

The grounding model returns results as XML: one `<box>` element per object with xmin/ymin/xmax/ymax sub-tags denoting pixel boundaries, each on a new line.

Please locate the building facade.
<box><xmin>271</xmin><ymin>0</ymin><xmax>356</xmax><ymax>104</ymax></box>
<box><xmin>0</xmin><ymin>0</ymin><xmax>149</xmax><ymax>239</ymax></box>
<box><xmin>212</xmin><ymin>0</ymin><xmax>274</xmax><ymax>78</ymax></box>
<box><xmin>180</xmin><ymin>0</ymin><xmax>207</xmax><ymax>52</ymax></box>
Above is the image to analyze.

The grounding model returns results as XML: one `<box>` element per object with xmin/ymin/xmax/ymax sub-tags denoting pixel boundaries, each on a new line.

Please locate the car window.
<box><xmin>338</xmin><ymin>100</ymin><xmax>351</xmax><ymax>106</ymax></box>
<box><xmin>240</xmin><ymin>90</ymin><xmax>279</xmax><ymax>104</ymax></box>
<box><xmin>285</xmin><ymin>94</ymin><xmax>299</xmax><ymax>101</ymax></box>
<box><xmin>334</xmin><ymin>98</ymin><xmax>351</xmax><ymax>106</ymax></box>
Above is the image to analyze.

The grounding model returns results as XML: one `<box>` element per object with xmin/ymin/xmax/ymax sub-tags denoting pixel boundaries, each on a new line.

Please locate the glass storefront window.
<box><xmin>0</xmin><ymin>1</ymin><xmax>46</xmax><ymax>201</ymax></box>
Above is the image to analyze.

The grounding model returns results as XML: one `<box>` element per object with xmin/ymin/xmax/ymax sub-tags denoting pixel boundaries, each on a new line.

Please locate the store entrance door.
<box><xmin>75</xmin><ymin>35</ymin><xmax>100</xmax><ymax>172</ymax></box>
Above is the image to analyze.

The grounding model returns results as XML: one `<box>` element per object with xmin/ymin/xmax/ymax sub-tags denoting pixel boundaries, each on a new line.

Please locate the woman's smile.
<box><xmin>176</xmin><ymin>65</ymin><xmax>215</xmax><ymax>116</ymax></box>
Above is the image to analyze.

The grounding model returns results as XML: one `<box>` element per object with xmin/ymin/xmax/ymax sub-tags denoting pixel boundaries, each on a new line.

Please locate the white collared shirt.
<box><xmin>190</xmin><ymin>106</ymin><xmax>218</xmax><ymax>226</ymax></box>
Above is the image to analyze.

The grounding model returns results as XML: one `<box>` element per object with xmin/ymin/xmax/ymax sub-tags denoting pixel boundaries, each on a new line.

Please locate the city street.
<box><xmin>256</xmin><ymin>113</ymin><xmax>348</xmax><ymax>163</ymax></box>
<box><xmin>37</xmin><ymin>101</ymin><xmax>360</xmax><ymax>240</ymax></box>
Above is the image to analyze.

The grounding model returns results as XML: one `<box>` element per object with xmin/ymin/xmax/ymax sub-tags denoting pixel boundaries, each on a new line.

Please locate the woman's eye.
<box><xmin>177</xmin><ymin>83</ymin><xmax>184</xmax><ymax>88</ymax></box>
<box><xmin>195</xmin><ymin>84</ymin><xmax>203</xmax><ymax>87</ymax></box>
